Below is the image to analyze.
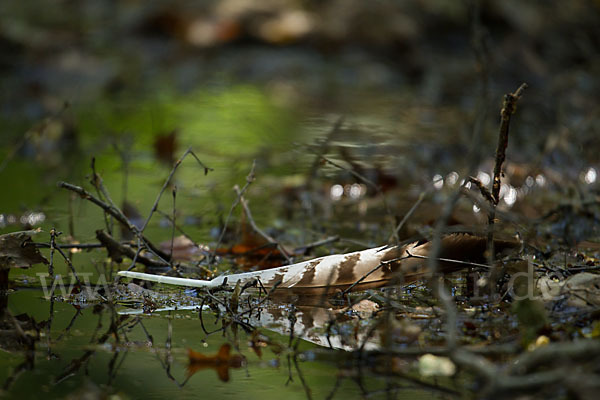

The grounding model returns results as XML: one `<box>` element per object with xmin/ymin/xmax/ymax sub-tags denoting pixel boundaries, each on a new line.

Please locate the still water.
<box><xmin>1</xmin><ymin>286</ymin><xmax>454</xmax><ymax>399</ymax></box>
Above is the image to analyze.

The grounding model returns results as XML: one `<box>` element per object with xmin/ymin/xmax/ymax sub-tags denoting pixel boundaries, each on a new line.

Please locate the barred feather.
<box><xmin>118</xmin><ymin>234</ymin><xmax>518</xmax><ymax>292</ymax></box>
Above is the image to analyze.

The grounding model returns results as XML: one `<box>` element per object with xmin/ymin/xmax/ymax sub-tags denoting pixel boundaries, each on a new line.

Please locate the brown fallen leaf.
<box><xmin>216</xmin><ymin>217</ymin><xmax>287</xmax><ymax>271</ymax></box>
<box><xmin>0</xmin><ymin>230</ymin><xmax>48</xmax><ymax>269</ymax></box>
<box><xmin>187</xmin><ymin>343</ymin><xmax>244</xmax><ymax>382</ymax></box>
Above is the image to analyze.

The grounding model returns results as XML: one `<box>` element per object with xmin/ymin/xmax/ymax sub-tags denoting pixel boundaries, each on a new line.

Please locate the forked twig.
<box><xmin>58</xmin><ymin>181</ymin><xmax>169</xmax><ymax>264</ymax></box>
<box><xmin>140</xmin><ymin>147</ymin><xmax>212</xmax><ymax>233</ymax></box>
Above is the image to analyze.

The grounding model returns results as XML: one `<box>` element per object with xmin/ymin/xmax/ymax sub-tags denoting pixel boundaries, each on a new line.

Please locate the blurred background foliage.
<box><xmin>0</xmin><ymin>0</ymin><xmax>599</xmax><ymax>262</ymax></box>
<box><xmin>1</xmin><ymin>0</ymin><xmax>599</xmax><ymax>263</ymax></box>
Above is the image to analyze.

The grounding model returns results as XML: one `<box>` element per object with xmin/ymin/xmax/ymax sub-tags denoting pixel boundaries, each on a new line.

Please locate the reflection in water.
<box><xmin>0</xmin><ymin>213</ymin><xmax>46</xmax><ymax>229</ymax></box>
<box><xmin>0</xmin><ymin>283</ymin><xmax>458</xmax><ymax>399</ymax></box>
<box><xmin>0</xmin><ymin>293</ymin><xmax>37</xmax><ymax>392</ymax></box>
<box><xmin>187</xmin><ymin>344</ymin><xmax>244</xmax><ymax>382</ymax></box>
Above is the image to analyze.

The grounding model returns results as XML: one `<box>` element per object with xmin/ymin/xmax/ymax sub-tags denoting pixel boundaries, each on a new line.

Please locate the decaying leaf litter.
<box><xmin>2</xmin><ymin>83</ymin><xmax>600</xmax><ymax>399</ymax></box>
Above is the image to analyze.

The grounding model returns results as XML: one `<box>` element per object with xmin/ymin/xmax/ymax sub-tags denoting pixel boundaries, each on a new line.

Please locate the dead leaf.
<box><xmin>216</xmin><ymin>217</ymin><xmax>286</xmax><ymax>270</ymax></box>
<box><xmin>159</xmin><ymin>235</ymin><xmax>208</xmax><ymax>261</ymax></box>
<box><xmin>187</xmin><ymin>343</ymin><xmax>244</xmax><ymax>382</ymax></box>
<box><xmin>0</xmin><ymin>230</ymin><xmax>48</xmax><ymax>269</ymax></box>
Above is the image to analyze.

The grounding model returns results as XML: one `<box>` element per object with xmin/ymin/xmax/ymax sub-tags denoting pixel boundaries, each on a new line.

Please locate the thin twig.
<box><xmin>292</xmin><ymin>355</ymin><xmax>313</xmax><ymax>400</ymax></box>
<box><xmin>47</xmin><ymin>228</ymin><xmax>81</xmax><ymax>285</ymax></box>
<box><xmin>236</xmin><ymin>279</ymin><xmax>282</xmax><ymax>318</ymax></box>
<box><xmin>234</xmin><ymin>186</ymin><xmax>292</xmax><ymax>264</ymax></box>
<box><xmin>140</xmin><ymin>147</ymin><xmax>212</xmax><ymax>233</ymax></box>
<box><xmin>389</xmin><ymin>191</ymin><xmax>427</xmax><ymax>243</ymax></box>
<box><xmin>55</xmin><ymin>308</ymin><xmax>83</xmax><ymax>341</ymax></box>
<box><xmin>58</xmin><ymin>181</ymin><xmax>169</xmax><ymax>264</ymax></box>
<box><xmin>306</xmin><ymin>116</ymin><xmax>344</xmax><ymax>182</ymax></box>
<box><xmin>491</xmin><ymin>83</ymin><xmax>528</xmax><ymax>205</ymax></box>
<box><xmin>49</xmin><ymin>228</ymin><xmax>58</xmax><ymax>277</ymax></box>
<box><xmin>293</xmin><ymin>235</ymin><xmax>339</xmax><ymax>255</ymax></box>
<box><xmin>96</xmin><ymin>230</ymin><xmax>169</xmax><ymax>269</ymax></box>
<box><xmin>488</xmin><ymin>83</ymin><xmax>528</xmax><ymax>232</ymax></box>
<box><xmin>155</xmin><ymin>210</ymin><xmax>205</xmax><ymax>249</ymax></box>
<box><xmin>33</xmin><ymin>242</ymin><xmax>122</xmax><ymax>250</ymax></box>
<box><xmin>54</xmin><ymin>245</ymin><xmax>82</xmax><ymax>285</ymax></box>
<box><xmin>211</xmin><ymin>160</ymin><xmax>256</xmax><ymax>263</ymax></box>
<box><xmin>485</xmin><ymin>83</ymin><xmax>527</xmax><ymax>290</ymax></box>
<box><xmin>90</xmin><ymin>157</ymin><xmax>115</xmax><ymax>235</ymax></box>
<box><xmin>467</xmin><ymin>176</ymin><xmax>494</xmax><ymax>204</ymax></box>
<box><xmin>170</xmin><ymin>187</ymin><xmax>177</xmax><ymax>265</ymax></box>
<box><xmin>404</xmin><ymin>251</ymin><xmax>492</xmax><ymax>269</ymax></box>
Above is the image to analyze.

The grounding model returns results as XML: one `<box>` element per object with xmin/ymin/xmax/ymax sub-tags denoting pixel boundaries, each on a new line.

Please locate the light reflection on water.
<box><xmin>0</xmin><ymin>212</ymin><xmax>46</xmax><ymax>229</ymax></box>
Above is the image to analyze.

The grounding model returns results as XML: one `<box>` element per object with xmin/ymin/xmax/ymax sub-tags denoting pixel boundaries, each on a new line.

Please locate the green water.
<box><xmin>0</xmin><ymin>288</ymin><xmax>451</xmax><ymax>400</ymax></box>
